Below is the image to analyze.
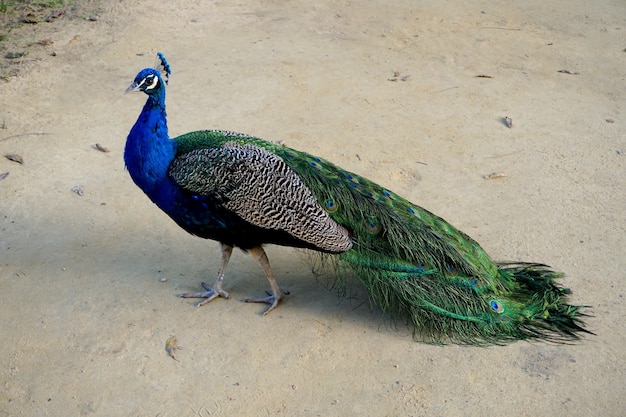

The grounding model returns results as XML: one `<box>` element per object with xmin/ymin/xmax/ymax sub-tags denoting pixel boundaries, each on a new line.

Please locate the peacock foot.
<box><xmin>243</xmin><ymin>289</ymin><xmax>290</xmax><ymax>316</ymax></box>
<box><xmin>179</xmin><ymin>279</ymin><xmax>229</xmax><ymax>307</ymax></box>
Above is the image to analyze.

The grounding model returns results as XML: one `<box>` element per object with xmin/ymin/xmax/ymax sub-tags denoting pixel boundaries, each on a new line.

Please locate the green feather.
<box><xmin>174</xmin><ymin>130</ymin><xmax>590</xmax><ymax>344</ymax></box>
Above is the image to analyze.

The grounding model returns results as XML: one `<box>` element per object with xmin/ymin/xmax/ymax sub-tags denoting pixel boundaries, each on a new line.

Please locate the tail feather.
<box><xmin>341</xmin><ymin>258</ymin><xmax>591</xmax><ymax>344</ymax></box>
<box><xmin>501</xmin><ymin>263</ymin><xmax>592</xmax><ymax>341</ymax></box>
<box><xmin>276</xmin><ymin>144</ymin><xmax>591</xmax><ymax>344</ymax></box>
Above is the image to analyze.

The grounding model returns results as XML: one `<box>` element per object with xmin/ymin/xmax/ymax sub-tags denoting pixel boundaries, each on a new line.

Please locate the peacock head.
<box><xmin>126</xmin><ymin>52</ymin><xmax>171</xmax><ymax>96</ymax></box>
<box><xmin>126</xmin><ymin>68</ymin><xmax>164</xmax><ymax>96</ymax></box>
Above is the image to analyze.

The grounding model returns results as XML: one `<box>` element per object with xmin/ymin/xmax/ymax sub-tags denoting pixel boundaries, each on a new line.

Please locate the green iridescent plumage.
<box><xmin>172</xmin><ymin>130</ymin><xmax>590</xmax><ymax>344</ymax></box>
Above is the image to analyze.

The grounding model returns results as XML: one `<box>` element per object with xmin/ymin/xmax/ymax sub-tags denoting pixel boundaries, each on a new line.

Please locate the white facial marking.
<box><xmin>144</xmin><ymin>75</ymin><xmax>159</xmax><ymax>90</ymax></box>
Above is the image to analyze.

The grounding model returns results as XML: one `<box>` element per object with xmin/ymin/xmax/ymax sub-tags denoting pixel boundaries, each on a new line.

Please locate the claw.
<box><xmin>179</xmin><ymin>280</ymin><xmax>229</xmax><ymax>307</ymax></box>
<box><xmin>179</xmin><ymin>243</ymin><xmax>233</xmax><ymax>307</ymax></box>
<box><xmin>243</xmin><ymin>289</ymin><xmax>290</xmax><ymax>315</ymax></box>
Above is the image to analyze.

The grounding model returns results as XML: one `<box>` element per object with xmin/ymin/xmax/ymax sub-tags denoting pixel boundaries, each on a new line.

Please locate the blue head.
<box><xmin>126</xmin><ymin>52</ymin><xmax>171</xmax><ymax>96</ymax></box>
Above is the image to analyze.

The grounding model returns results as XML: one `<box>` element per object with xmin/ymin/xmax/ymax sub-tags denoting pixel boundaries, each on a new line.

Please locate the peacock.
<box><xmin>123</xmin><ymin>53</ymin><xmax>590</xmax><ymax>344</ymax></box>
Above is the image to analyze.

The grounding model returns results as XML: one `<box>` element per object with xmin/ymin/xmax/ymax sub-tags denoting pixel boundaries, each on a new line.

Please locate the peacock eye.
<box><xmin>143</xmin><ymin>75</ymin><xmax>157</xmax><ymax>89</ymax></box>
<box><xmin>490</xmin><ymin>300</ymin><xmax>504</xmax><ymax>313</ymax></box>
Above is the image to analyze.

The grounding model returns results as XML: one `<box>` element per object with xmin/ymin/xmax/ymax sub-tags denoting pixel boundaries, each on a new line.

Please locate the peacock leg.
<box><xmin>243</xmin><ymin>246</ymin><xmax>289</xmax><ymax>315</ymax></box>
<box><xmin>178</xmin><ymin>242</ymin><xmax>233</xmax><ymax>307</ymax></box>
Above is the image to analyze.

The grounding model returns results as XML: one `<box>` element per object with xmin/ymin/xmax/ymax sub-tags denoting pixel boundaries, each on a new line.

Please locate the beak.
<box><xmin>125</xmin><ymin>82</ymin><xmax>140</xmax><ymax>94</ymax></box>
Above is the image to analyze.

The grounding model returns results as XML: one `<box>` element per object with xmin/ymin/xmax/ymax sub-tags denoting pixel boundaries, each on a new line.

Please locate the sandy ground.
<box><xmin>1</xmin><ymin>0</ymin><xmax>625</xmax><ymax>416</ymax></box>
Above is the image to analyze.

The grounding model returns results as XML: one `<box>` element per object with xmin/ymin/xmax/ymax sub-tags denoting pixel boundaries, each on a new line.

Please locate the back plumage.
<box><xmin>124</xmin><ymin>53</ymin><xmax>591</xmax><ymax>344</ymax></box>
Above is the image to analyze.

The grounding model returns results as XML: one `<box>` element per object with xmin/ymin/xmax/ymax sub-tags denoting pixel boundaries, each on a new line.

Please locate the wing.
<box><xmin>169</xmin><ymin>142</ymin><xmax>353</xmax><ymax>253</ymax></box>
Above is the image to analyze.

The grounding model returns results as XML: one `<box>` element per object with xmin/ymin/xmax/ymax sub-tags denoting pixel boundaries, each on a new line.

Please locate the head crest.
<box><xmin>155</xmin><ymin>52</ymin><xmax>171</xmax><ymax>85</ymax></box>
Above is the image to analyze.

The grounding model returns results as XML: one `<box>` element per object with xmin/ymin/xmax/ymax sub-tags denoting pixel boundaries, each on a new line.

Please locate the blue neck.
<box><xmin>124</xmin><ymin>89</ymin><xmax>177</xmax><ymax>205</ymax></box>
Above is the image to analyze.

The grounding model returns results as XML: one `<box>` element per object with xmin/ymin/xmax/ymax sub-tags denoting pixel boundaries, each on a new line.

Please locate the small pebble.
<box><xmin>5</xmin><ymin>51</ymin><xmax>27</xmax><ymax>59</ymax></box>
<box><xmin>483</xmin><ymin>172</ymin><xmax>508</xmax><ymax>180</ymax></box>
<box><xmin>71</xmin><ymin>185</ymin><xmax>85</xmax><ymax>196</ymax></box>
<box><xmin>159</xmin><ymin>277</ymin><xmax>167</xmax><ymax>282</ymax></box>
<box><xmin>5</xmin><ymin>154</ymin><xmax>23</xmax><ymax>164</ymax></box>
<box><xmin>22</xmin><ymin>13</ymin><xmax>38</xmax><ymax>24</ymax></box>
<box><xmin>94</xmin><ymin>143</ymin><xmax>110</xmax><ymax>153</ymax></box>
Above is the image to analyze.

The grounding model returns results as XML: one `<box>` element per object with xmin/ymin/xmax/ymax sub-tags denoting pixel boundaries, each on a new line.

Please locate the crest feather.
<box><xmin>155</xmin><ymin>52</ymin><xmax>171</xmax><ymax>85</ymax></box>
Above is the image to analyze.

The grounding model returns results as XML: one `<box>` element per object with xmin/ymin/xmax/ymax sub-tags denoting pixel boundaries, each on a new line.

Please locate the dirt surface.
<box><xmin>1</xmin><ymin>0</ymin><xmax>624</xmax><ymax>416</ymax></box>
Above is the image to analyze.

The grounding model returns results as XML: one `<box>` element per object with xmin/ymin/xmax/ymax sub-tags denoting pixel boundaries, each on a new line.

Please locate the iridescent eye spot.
<box><xmin>325</xmin><ymin>199</ymin><xmax>338</xmax><ymax>212</ymax></box>
<box><xmin>417</xmin><ymin>261</ymin><xmax>430</xmax><ymax>270</ymax></box>
<box><xmin>344</xmin><ymin>172</ymin><xmax>359</xmax><ymax>184</ymax></box>
<box><xmin>383</xmin><ymin>189</ymin><xmax>392</xmax><ymax>197</ymax></box>
<box><xmin>490</xmin><ymin>300</ymin><xmax>504</xmax><ymax>314</ymax></box>
<box><xmin>309</xmin><ymin>161</ymin><xmax>322</xmax><ymax>169</ymax></box>
<box><xmin>445</xmin><ymin>265</ymin><xmax>458</xmax><ymax>276</ymax></box>
<box><xmin>408</xmin><ymin>207</ymin><xmax>422</xmax><ymax>219</ymax></box>
<box><xmin>365</xmin><ymin>217</ymin><xmax>382</xmax><ymax>234</ymax></box>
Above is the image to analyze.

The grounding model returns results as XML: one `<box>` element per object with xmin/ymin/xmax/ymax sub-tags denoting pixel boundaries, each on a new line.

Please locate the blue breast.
<box><xmin>124</xmin><ymin>88</ymin><xmax>228</xmax><ymax>236</ymax></box>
